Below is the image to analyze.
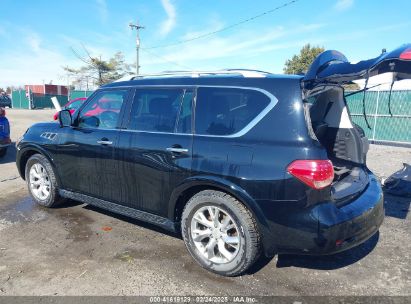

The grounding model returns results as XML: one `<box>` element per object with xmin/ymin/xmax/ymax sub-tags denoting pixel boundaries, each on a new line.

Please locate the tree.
<box><xmin>64</xmin><ymin>50</ymin><xmax>133</xmax><ymax>87</ymax></box>
<box><xmin>342</xmin><ymin>82</ymin><xmax>360</xmax><ymax>91</ymax></box>
<box><xmin>283</xmin><ymin>44</ymin><xmax>325</xmax><ymax>75</ymax></box>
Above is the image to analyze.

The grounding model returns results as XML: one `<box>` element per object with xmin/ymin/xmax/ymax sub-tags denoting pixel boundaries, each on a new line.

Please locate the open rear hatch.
<box><xmin>303</xmin><ymin>44</ymin><xmax>411</xmax><ymax>96</ymax></box>
<box><xmin>302</xmin><ymin>44</ymin><xmax>411</xmax><ymax>205</ymax></box>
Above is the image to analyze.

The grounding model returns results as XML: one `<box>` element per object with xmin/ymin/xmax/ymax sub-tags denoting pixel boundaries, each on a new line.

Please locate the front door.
<box><xmin>56</xmin><ymin>89</ymin><xmax>130</xmax><ymax>202</ymax></box>
<box><xmin>116</xmin><ymin>87</ymin><xmax>194</xmax><ymax>217</ymax></box>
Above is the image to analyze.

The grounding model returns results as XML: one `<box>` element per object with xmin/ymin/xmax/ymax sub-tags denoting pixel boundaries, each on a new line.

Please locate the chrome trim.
<box><xmin>97</xmin><ymin>140</ymin><xmax>113</xmax><ymax>145</ymax></box>
<box><xmin>166</xmin><ymin>147</ymin><xmax>189</xmax><ymax>153</ymax></box>
<box><xmin>113</xmin><ymin>69</ymin><xmax>272</xmax><ymax>82</ymax></box>
<box><xmin>92</xmin><ymin>85</ymin><xmax>278</xmax><ymax>138</ymax></box>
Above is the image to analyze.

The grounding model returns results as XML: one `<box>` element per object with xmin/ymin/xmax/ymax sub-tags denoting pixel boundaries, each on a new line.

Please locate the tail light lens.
<box><xmin>287</xmin><ymin>160</ymin><xmax>334</xmax><ymax>190</ymax></box>
<box><xmin>400</xmin><ymin>47</ymin><xmax>411</xmax><ymax>60</ymax></box>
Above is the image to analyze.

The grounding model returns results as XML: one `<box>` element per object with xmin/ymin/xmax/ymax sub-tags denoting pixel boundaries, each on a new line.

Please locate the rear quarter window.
<box><xmin>195</xmin><ymin>87</ymin><xmax>271</xmax><ymax>136</ymax></box>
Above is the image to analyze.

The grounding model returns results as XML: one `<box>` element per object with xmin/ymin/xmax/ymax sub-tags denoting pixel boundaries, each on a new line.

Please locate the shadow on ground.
<box><xmin>84</xmin><ymin>204</ymin><xmax>181</xmax><ymax>239</ymax></box>
<box><xmin>0</xmin><ymin>142</ymin><xmax>16</xmax><ymax>165</ymax></box>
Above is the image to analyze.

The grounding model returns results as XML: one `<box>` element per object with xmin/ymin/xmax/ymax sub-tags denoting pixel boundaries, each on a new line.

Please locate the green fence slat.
<box><xmin>70</xmin><ymin>90</ymin><xmax>94</xmax><ymax>99</ymax></box>
<box><xmin>32</xmin><ymin>94</ymin><xmax>68</xmax><ymax>109</ymax></box>
<box><xmin>346</xmin><ymin>90</ymin><xmax>411</xmax><ymax>143</ymax></box>
<box><xmin>11</xmin><ymin>90</ymin><xmax>30</xmax><ymax>109</ymax></box>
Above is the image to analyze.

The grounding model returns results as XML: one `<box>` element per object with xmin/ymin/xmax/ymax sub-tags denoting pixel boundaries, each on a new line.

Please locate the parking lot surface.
<box><xmin>0</xmin><ymin>109</ymin><xmax>410</xmax><ymax>295</ymax></box>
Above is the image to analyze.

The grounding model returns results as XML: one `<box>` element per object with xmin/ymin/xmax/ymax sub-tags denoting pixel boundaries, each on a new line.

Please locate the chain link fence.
<box><xmin>11</xmin><ymin>90</ymin><xmax>94</xmax><ymax>109</ymax></box>
<box><xmin>346</xmin><ymin>89</ymin><xmax>411</xmax><ymax>146</ymax></box>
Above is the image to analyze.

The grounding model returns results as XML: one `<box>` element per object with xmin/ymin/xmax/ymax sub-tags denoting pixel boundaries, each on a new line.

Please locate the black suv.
<box><xmin>16</xmin><ymin>45</ymin><xmax>411</xmax><ymax>276</ymax></box>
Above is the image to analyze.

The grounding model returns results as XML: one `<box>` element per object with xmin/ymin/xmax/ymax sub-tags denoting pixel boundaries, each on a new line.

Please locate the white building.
<box><xmin>354</xmin><ymin>72</ymin><xmax>411</xmax><ymax>91</ymax></box>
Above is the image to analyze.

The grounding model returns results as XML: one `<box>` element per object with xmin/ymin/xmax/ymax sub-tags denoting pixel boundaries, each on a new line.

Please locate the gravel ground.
<box><xmin>0</xmin><ymin>109</ymin><xmax>410</xmax><ymax>296</ymax></box>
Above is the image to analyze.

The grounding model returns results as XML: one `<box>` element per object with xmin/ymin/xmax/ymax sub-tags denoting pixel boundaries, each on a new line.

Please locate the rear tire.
<box><xmin>181</xmin><ymin>190</ymin><xmax>261</xmax><ymax>276</ymax></box>
<box><xmin>25</xmin><ymin>154</ymin><xmax>65</xmax><ymax>208</ymax></box>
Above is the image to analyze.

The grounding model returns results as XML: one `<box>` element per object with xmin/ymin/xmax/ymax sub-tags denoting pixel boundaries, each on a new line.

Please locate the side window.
<box><xmin>78</xmin><ymin>90</ymin><xmax>128</xmax><ymax>129</ymax></box>
<box><xmin>129</xmin><ymin>88</ymin><xmax>193</xmax><ymax>133</ymax></box>
<box><xmin>195</xmin><ymin>87</ymin><xmax>271</xmax><ymax>136</ymax></box>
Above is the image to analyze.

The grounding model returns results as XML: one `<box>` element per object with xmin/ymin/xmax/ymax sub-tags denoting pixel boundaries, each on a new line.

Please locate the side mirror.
<box><xmin>58</xmin><ymin>110</ymin><xmax>72</xmax><ymax>127</ymax></box>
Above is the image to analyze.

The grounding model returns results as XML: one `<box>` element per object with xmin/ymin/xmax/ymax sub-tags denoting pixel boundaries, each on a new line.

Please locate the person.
<box><xmin>0</xmin><ymin>107</ymin><xmax>11</xmax><ymax>145</ymax></box>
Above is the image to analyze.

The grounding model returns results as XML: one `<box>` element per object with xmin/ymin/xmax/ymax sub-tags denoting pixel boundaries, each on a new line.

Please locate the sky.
<box><xmin>0</xmin><ymin>0</ymin><xmax>411</xmax><ymax>88</ymax></box>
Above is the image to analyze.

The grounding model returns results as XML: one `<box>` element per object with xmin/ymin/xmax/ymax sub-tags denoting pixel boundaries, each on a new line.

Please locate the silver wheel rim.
<box><xmin>191</xmin><ymin>206</ymin><xmax>241</xmax><ymax>264</ymax></box>
<box><xmin>29</xmin><ymin>163</ymin><xmax>51</xmax><ymax>201</ymax></box>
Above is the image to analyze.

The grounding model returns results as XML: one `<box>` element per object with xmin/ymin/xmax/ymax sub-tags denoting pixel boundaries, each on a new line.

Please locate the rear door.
<box><xmin>303</xmin><ymin>44</ymin><xmax>411</xmax><ymax>96</ymax></box>
<box><xmin>116</xmin><ymin>87</ymin><xmax>194</xmax><ymax>217</ymax></box>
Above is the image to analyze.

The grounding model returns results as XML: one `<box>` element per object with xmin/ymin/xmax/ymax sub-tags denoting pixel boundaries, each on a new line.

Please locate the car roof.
<box><xmin>102</xmin><ymin>70</ymin><xmax>303</xmax><ymax>89</ymax></box>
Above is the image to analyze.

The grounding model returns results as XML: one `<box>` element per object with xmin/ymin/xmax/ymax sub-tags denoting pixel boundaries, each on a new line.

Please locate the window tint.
<box><xmin>66</xmin><ymin>99</ymin><xmax>85</xmax><ymax>110</ymax></box>
<box><xmin>195</xmin><ymin>87</ymin><xmax>271</xmax><ymax>136</ymax></box>
<box><xmin>129</xmin><ymin>88</ymin><xmax>192</xmax><ymax>133</ymax></box>
<box><xmin>78</xmin><ymin>90</ymin><xmax>128</xmax><ymax>129</ymax></box>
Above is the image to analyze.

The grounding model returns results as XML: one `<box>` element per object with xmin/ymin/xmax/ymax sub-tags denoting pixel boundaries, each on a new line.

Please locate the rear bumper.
<box><xmin>309</xmin><ymin>193</ymin><xmax>383</xmax><ymax>255</ymax></box>
<box><xmin>263</xmin><ymin>171</ymin><xmax>384</xmax><ymax>256</ymax></box>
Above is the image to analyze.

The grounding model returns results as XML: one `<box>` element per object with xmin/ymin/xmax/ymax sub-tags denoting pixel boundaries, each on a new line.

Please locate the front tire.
<box><xmin>181</xmin><ymin>190</ymin><xmax>261</xmax><ymax>276</ymax></box>
<box><xmin>25</xmin><ymin>154</ymin><xmax>64</xmax><ymax>207</ymax></box>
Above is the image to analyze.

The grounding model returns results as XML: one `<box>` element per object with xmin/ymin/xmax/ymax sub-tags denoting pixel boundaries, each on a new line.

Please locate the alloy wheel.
<box><xmin>29</xmin><ymin>163</ymin><xmax>51</xmax><ymax>201</ymax></box>
<box><xmin>190</xmin><ymin>206</ymin><xmax>241</xmax><ymax>264</ymax></box>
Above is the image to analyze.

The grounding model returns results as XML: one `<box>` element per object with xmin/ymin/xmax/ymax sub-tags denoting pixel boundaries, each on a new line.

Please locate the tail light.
<box><xmin>287</xmin><ymin>160</ymin><xmax>334</xmax><ymax>190</ymax></box>
<box><xmin>400</xmin><ymin>47</ymin><xmax>411</xmax><ymax>60</ymax></box>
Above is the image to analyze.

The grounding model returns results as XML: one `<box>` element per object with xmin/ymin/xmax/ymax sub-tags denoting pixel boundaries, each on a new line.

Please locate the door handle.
<box><xmin>166</xmin><ymin>147</ymin><xmax>189</xmax><ymax>153</ymax></box>
<box><xmin>97</xmin><ymin>140</ymin><xmax>113</xmax><ymax>145</ymax></box>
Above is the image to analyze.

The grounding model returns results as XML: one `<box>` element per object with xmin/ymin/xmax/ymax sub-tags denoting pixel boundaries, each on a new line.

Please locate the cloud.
<box><xmin>335</xmin><ymin>0</ymin><xmax>354</xmax><ymax>11</ymax></box>
<box><xmin>96</xmin><ymin>0</ymin><xmax>108</xmax><ymax>23</ymax></box>
<box><xmin>140</xmin><ymin>23</ymin><xmax>326</xmax><ymax>72</ymax></box>
<box><xmin>159</xmin><ymin>0</ymin><xmax>176</xmax><ymax>36</ymax></box>
<box><xmin>26</xmin><ymin>32</ymin><xmax>42</xmax><ymax>52</ymax></box>
<box><xmin>154</xmin><ymin>24</ymin><xmax>324</xmax><ymax>63</ymax></box>
<box><xmin>0</xmin><ymin>41</ymin><xmax>74</xmax><ymax>86</ymax></box>
<box><xmin>180</xmin><ymin>18</ymin><xmax>224</xmax><ymax>41</ymax></box>
<box><xmin>0</xmin><ymin>29</ymin><xmax>85</xmax><ymax>87</ymax></box>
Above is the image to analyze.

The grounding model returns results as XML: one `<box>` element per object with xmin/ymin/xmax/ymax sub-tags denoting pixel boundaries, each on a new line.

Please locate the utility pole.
<box><xmin>129</xmin><ymin>21</ymin><xmax>145</xmax><ymax>75</ymax></box>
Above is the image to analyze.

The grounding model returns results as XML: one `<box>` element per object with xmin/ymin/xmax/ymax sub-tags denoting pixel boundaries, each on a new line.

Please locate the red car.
<box><xmin>53</xmin><ymin>98</ymin><xmax>87</xmax><ymax>120</ymax></box>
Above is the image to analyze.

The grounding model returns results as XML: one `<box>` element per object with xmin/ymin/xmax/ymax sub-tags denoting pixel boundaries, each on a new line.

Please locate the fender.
<box><xmin>16</xmin><ymin>143</ymin><xmax>62</xmax><ymax>187</ymax></box>
<box><xmin>167</xmin><ymin>175</ymin><xmax>273</xmax><ymax>254</ymax></box>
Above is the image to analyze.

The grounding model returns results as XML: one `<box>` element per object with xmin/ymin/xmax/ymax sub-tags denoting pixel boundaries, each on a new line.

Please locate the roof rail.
<box><xmin>114</xmin><ymin>69</ymin><xmax>272</xmax><ymax>82</ymax></box>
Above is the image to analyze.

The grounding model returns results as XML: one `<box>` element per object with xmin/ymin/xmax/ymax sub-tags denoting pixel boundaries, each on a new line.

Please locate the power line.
<box><xmin>141</xmin><ymin>48</ymin><xmax>193</xmax><ymax>70</ymax></box>
<box><xmin>144</xmin><ymin>0</ymin><xmax>301</xmax><ymax>50</ymax></box>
